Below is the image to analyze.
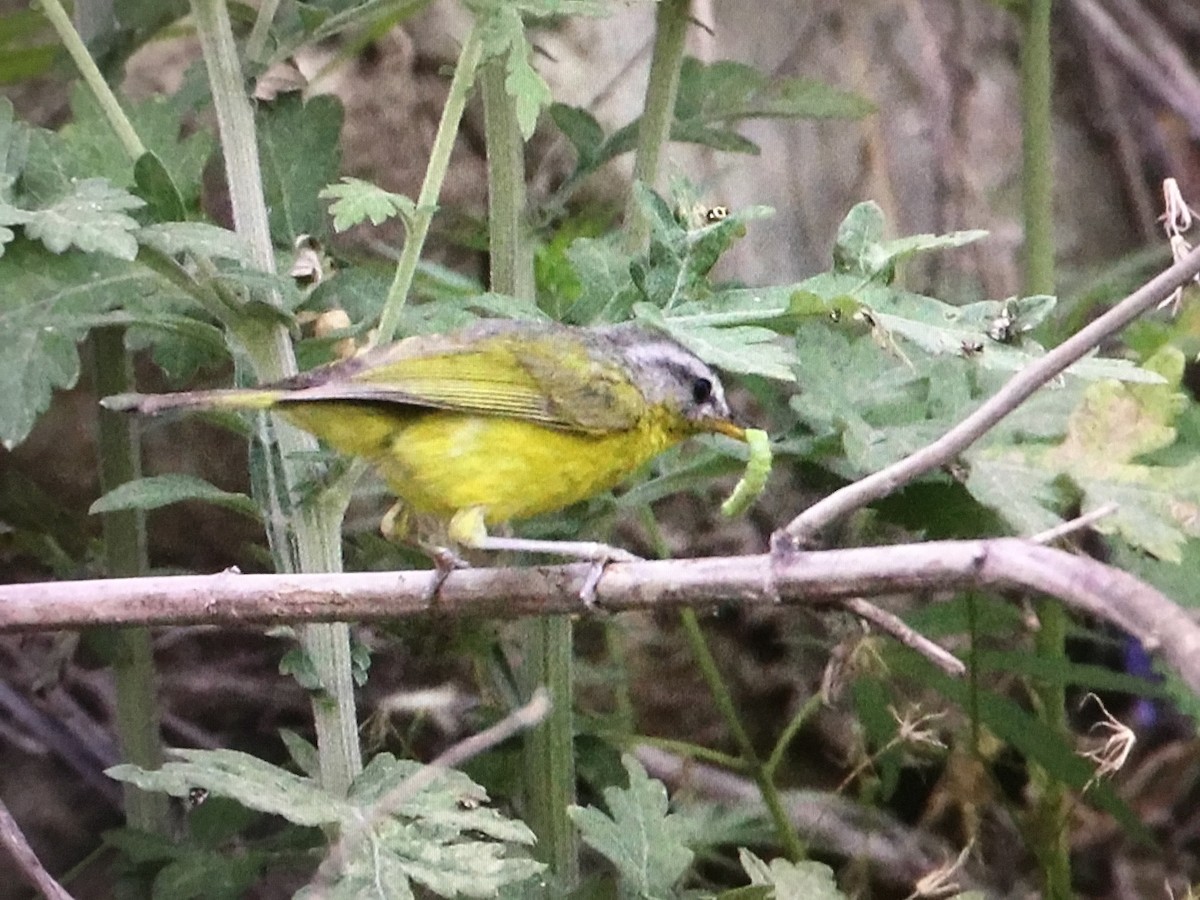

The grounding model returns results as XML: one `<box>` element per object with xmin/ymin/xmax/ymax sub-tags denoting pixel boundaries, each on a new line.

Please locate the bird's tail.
<box><xmin>101</xmin><ymin>388</ymin><xmax>283</xmax><ymax>416</ymax></box>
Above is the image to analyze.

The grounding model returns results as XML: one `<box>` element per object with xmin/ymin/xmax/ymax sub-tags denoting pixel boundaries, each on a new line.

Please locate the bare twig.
<box><xmin>1</xmin><ymin>539</ymin><xmax>1199</xmax><ymax>693</ymax></box>
<box><xmin>840</xmin><ymin>597</ymin><xmax>966</xmax><ymax>678</ymax></box>
<box><xmin>1030</xmin><ymin>502</ymin><xmax>1119</xmax><ymax>545</ymax></box>
<box><xmin>310</xmin><ymin>691</ymin><xmax>551</xmax><ymax>897</ymax></box>
<box><xmin>782</xmin><ymin>244</ymin><xmax>1200</xmax><ymax>544</ymax></box>
<box><xmin>0</xmin><ymin>798</ymin><xmax>74</xmax><ymax>900</ymax></box>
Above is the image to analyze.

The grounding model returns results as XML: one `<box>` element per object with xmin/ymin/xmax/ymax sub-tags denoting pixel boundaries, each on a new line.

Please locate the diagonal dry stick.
<box><xmin>0</xmin><ymin>798</ymin><xmax>73</xmax><ymax>900</ymax></box>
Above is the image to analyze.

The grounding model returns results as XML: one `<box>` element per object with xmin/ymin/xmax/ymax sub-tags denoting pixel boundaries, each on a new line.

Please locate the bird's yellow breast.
<box><xmin>279</xmin><ymin>403</ymin><xmax>683</xmax><ymax>525</ymax></box>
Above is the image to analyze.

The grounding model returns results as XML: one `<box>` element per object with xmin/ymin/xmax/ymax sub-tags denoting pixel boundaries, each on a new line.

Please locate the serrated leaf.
<box><xmin>23</xmin><ymin>178</ymin><xmax>143</xmax><ymax>259</ymax></box>
<box><xmin>739</xmin><ymin>849</ymin><xmax>844</xmax><ymax>899</ymax></box>
<box><xmin>0</xmin><ymin>238</ymin><xmax>195</xmax><ymax>448</ymax></box>
<box><xmin>89</xmin><ymin>474</ymin><xmax>260</xmax><ymax>520</ymax></box>
<box><xmin>833</xmin><ymin>201</ymin><xmax>985</xmax><ymax>281</ymax></box>
<box><xmin>676</xmin><ymin>57</ymin><xmax>874</xmax><ymax>123</ymax></box>
<box><xmin>967</xmin><ymin>348</ymin><xmax>1200</xmax><ymax>559</ymax></box>
<box><xmin>639</xmin><ymin>306</ymin><xmax>795</xmax><ymax>382</ymax></box>
<box><xmin>503</xmin><ymin>32</ymin><xmax>551</xmax><ymax>140</ymax></box>
<box><xmin>797</xmin><ymin>271</ymin><xmax>1163</xmax><ymax>383</ymax></box>
<box><xmin>558</xmin><ymin>236</ymin><xmax>638</xmax><ymax>324</ymax></box>
<box><xmin>44</xmin><ymin>84</ymin><xmax>213</xmax><ymax>205</ymax></box>
<box><xmin>257</xmin><ymin>93</ymin><xmax>343</xmax><ymax>243</ymax></box>
<box><xmin>569</xmin><ymin>755</ymin><xmax>693</xmax><ymax>897</ymax></box>
<box><xmin>320</xmin><ymin>176</ymin><xmax>416</xmax><ymax>231</ymax></box>
<box><xmin>137</xmin><ymin>221</ymin><xmax>253</xmax><ymax>264</ymax></box>
<box><xmin>628</xmin><ymin>183</ymin><xmax>768</xmax><ymax>311</ymax></box>
<box><xmin>107</xmin><ymin>749</ymin><xmax>346</xmax><ymax>827</ymax></box>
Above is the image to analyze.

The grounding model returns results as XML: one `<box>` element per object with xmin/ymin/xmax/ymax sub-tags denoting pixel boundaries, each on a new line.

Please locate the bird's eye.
<box><xmin>691</xmin><ymin>377</ymin><xmax>713</xmax><ymax>405</ymax></box>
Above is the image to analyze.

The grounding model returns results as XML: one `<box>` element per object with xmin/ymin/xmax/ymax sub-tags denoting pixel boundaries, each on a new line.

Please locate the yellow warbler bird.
<box><xmin>105</xmin><ymin>319</ymin><xmax>746</xmax><ymax>562</ymax></box>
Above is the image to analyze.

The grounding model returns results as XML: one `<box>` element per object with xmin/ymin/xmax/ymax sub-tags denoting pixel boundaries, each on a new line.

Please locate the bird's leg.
<box><xmin>449</xmin><ymin>507</ymin><xmax>639</xmax><ymax>606</ymax></box>
<box><xmin>381</xmin><ymin>501</ymin><xmax>468</xmax><ymax>602</ymax></box>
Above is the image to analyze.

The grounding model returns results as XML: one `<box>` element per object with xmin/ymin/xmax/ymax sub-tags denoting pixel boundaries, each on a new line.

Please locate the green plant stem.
<box><xmin>764</xmin><ymin>692</ymin><xmax>822</xmax><ymax>779</ymax></box>
<box><xmin>678</xmin><ymin>608</ymin><xmax>806</xmax><ymax>861</ymax></box>
<box><xmin>632</xmin><ymin>736</ymin><xmax>746</xmax><ymax>772</ymax></box>
<box><xmin>375</xmin><ymin>21</ymin><xmax>484</xmax><ymax>345</ymax></box>
<box><xmin>191</xmin><ymin>0</ymin><xmax>361</xmax><ymax>797</ymax></box>
<box><xmin>624</xmin><ymin>0</ymin><xmax>690</xmax><ymax>252</ymax></box>
<box><xmin>246</xmin><ymin>0</ymin><xmax>282</xmax><ymax>64</ymax></box>
<box><xmin>91</xmin><ymin>327</ymin><xmax>169</xmax><ymax>836</ymax></box>
<box><xmin>480</xmin><ymin>52</ymin><xmax>579</xmax><ymax>889</ymax></box>
<box><xmin>46</xmin><ymin>0</ymin><xmax>167</xmax><ymax>835</ymax></box>
<box><xmin>38</xmin><ymin>0</ymin><xmax>146</xmax><ymax>160</ymax></box>
<box><xmin>1020</xmin><ymin>1</ymin><xmax>1070</xmax><ymax>896</ymax></box>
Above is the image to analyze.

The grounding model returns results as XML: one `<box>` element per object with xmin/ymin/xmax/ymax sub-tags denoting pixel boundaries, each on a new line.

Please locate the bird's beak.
<box><xmin>708</xmin><ymin>418</ymin><xmax>747</xmax><ymax>441</ymax></box>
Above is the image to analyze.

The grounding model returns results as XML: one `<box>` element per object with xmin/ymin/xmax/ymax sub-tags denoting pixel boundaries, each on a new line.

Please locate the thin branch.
<box><xmin>0</xmin><ymin>798</ymin><xmax>74</xmax><ymax>900</ymax></box>
<box><xmin>1030</xmin><ymin>502</ymin><xmax>1119</xmax><ymax>545</ymax></box>
<box><xmin>782</xmin><ymin>245</ymin><xmax>1200</xmax><ymax>543</ymax></box>
<box><xmin>840</xmin><ymin>597</ymin><xmax>966</xmax><ymax>678</ymax></box>
<box><xmin>2</xmin><ymin>539</ymin><xmax>1199</xmax><ymax>693</ymax></box>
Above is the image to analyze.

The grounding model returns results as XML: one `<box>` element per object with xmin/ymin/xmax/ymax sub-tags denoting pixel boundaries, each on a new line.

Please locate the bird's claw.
<box><xmin>579</xmin><ymin>548</ymin><xmax>641</xmax><ymax>609</ymax></box>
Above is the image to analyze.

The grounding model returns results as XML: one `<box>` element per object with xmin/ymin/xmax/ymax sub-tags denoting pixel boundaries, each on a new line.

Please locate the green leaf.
<box><xmin>560</xmin><ymin>235</ymin><xmax>639</xmax><ymax>324</ymax></box>
<box><xmin>320</xmin><ymin>176</ymin><xmax>416</xmax><ymax>231</ymax></box>
<box><xmin>107</xmin><ymin>749</ymin><xmax>347</xmax><ymax>828</ymax></box>
<box><xmin>137</xmin><ymin>221</ymin><xmax>253</xmax><ymax>264</ymax></box>
<box><xmin>22</xmin><ymin>178</ymin><xmax>143</xmax><ymax>259</ymax></box>
<box><xmin>0</xmin><ymin>239</ymin><xmax>195</xmax><ymax>448</ymax></box>
<box><xmin>113</xmin><ymin>747</ymin><xmax>544</xmax><ymax>900</ymax></box>
<box><xmin>153</xmin><ymin>850</ymin><xmax>265</xmax><ymax>900</ymax></box>
<box><xmin>133</xmin><ymin>150</ymin><xmax>186</xmax><ymax>221</ymax></box>
<box><xmin>676</xmin><ymin>57</ymin><xmax>874</xmax><ymax>124</ymax></box>
<box><xmin>638</xmin><ymin>305</ymin><xmax>795</xmax><ymax>382</ymax></box>
<box><xmin>967</xmin><ymin>347</ymin><xmax>1200</xmax><ymax>560</ymax></box>
<box><xmin>257</xmin><ymin>93</ymin><xmax>344</xmax><ymax>243</ymax></box>
<box><xmin>89</xmin><ymin>474</ymin><xmax>260</xmax><ymax>520</ymax></box>
<box><xmin>548</xmin><ymin>103</ymin><xmax>604</xmax><ymax>171</ymax></box>
<box><xmin>48</xmin><ymin>84</ymin><xmax>213</xmax><ymax>204</ymax></box>
<box><xmin>0</xmin><ymin>98</ymin><xmax>29</xmax><ymax>200</ymax></box>
<box><xmin>796</xmin><ymin>271</ymin><xmax>1163</xmax><ymax>383</ymax></box>
<box><xmin>568</xmin><ymin>755</ymin><xmax>693</xmax><ymax>898</ymax></box>
<box><xmin>628</xmin><ymin>183</ymin><xmax>771</xmax><ymax>311</ymax></box>
<box><xmin>833</xmin><ymin>201</ymin><xmax>985</xmax><ymax>282</ymax></box>
<box><xmin>739</xmin><ymin>849</ymin><xmax>844</xmax><ymax>899</ymax></box>
<box><xmin>279</xmin><ymin>728</ymin><xmax>321</xmax><ymax>779</ymax></box>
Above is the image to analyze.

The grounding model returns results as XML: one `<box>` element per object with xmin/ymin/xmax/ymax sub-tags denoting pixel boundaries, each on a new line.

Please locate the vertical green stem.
<box><xmin>679</xmin><ymin>609</ymin><xmax>806</xmax><ymax>860</ymax></box>
<box><xmin>45</xmin><ymin>1</ymin><xmax>167</xmax><ymax>835</ymax></box>
<box><xmin>91</xmin><ymin>327</ymin><xmax>169</xmax><ymax>836</ymax></box>
<box><xmin>190</xmin><ymin>0</ymin><xmax>360</xmax><ymax>796</ymax></box>
<box><xmin>246</xmin><ymin>0</ymin><xmax>282</xmax><ymax>64</ymax></box>
<box><xmin>38</xmin><ymin>0</ymin><xmax>145</xmax><ymax>160</ymax></box>
<box><xmin>1020</xmin><ymin>1</ymin><xmax>1070</xmax><ymax>896</ymax></box>
<box><xmin>624</xmin><ymin>0</ymin><xmax>691</xmax><ymax>252</ymax></box>
<box><xmin>375</xmin><ymin>22</ymin><xmax>485</xmax><ymax>345</ymax></box>
<box><xmin>480</xmin><ymin>54</ymin><xmax>579</xmax><ymax>889</ymax></box>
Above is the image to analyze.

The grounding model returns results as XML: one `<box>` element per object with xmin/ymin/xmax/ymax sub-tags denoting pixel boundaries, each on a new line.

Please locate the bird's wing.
<box><xmin>275</xmin><ymin>326</ymin><xmax>644</xmax><ymax>433</ymax></box>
